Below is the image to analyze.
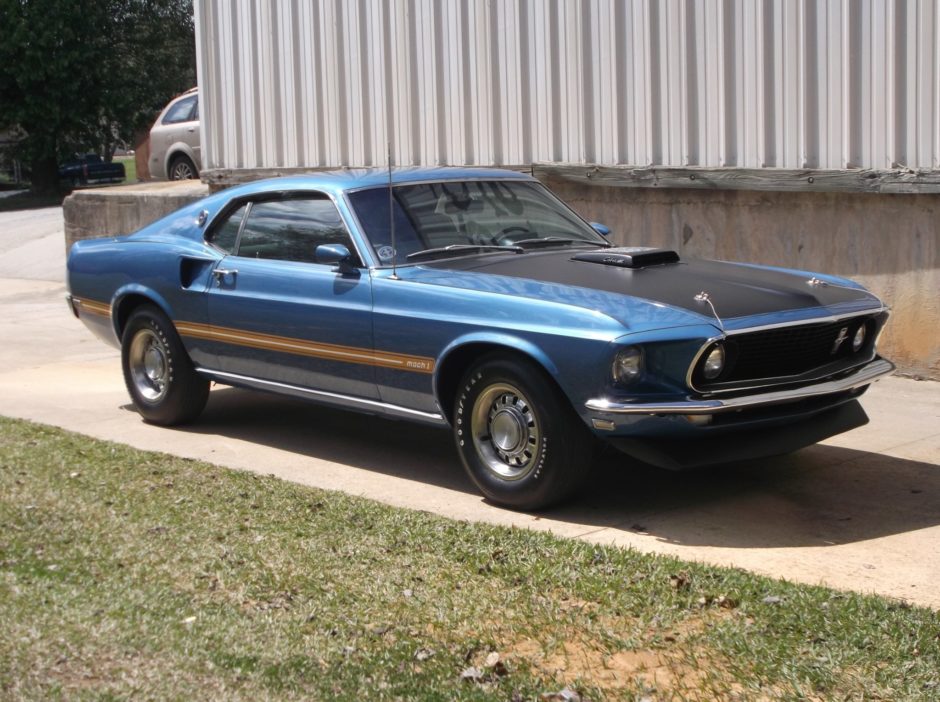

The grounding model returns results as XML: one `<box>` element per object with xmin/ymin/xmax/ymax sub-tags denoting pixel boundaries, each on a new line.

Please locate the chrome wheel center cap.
<box><xmin>144</xmin><ymin>346</ymin><xmax>166</xmax><ymax>382</ymax></box>
<box><xmin>491</xmin><ymin>408</ymin><xmax>526</xmax><ymax>454</ymax></box>
<box><xmin>471</xmin><ymin>383</ymin><xmax>541</xmax><ymax>481</ymax></box>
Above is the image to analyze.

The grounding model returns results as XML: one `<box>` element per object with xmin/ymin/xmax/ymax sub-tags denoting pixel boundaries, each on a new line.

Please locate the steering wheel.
<box><xmin>494</xmin><ymin>226</ymin><xmax>532</xmax><ymax>246</ymax></box>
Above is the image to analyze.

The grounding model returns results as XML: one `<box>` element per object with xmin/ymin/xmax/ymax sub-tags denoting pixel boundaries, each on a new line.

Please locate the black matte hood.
<box><xmin>423</xmin><ymin>248</ymin><xmax>878</xmax><ymax>320</ymax></box>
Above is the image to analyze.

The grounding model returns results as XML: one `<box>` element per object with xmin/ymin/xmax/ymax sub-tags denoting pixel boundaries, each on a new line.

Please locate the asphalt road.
<box><xmin>2</xmin><ymin>206</ymin><xmax>939</xmax><ymax>608</ymax></box>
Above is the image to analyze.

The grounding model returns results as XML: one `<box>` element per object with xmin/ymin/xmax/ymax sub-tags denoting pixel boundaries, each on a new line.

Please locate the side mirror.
<box><xmin>315</xmin><ymin>243</ymin><xmax>356</xmax><ymax>273</ymax></box>
<box><xmin>590</xmin><ymin>222</ymin><xmax>611</xmax><ymax>237</ymax></box>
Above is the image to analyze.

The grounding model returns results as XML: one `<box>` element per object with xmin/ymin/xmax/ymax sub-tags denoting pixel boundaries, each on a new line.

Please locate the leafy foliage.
<box><xmin>0</xmin><ymin>0</ymin><xmax>195</xmax><ymax>192</ymax></box>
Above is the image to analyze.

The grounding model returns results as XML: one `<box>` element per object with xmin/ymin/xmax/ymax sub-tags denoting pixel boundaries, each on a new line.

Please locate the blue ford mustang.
<box><xmin>67</xmin><ymin>167</ymin><xmax>894</xmax><ymax>509</ymax></box>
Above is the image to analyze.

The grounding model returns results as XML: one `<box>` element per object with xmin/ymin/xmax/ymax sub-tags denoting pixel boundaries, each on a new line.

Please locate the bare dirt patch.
<box><xmin>503</xmin><ymin>609</ymin><xmax>778</xmax><ymax>701</ymax></box>
<box><xmin>508</xmin><ymin>635</ymin><xmax>715</xmax><ymax>699</ymax></box>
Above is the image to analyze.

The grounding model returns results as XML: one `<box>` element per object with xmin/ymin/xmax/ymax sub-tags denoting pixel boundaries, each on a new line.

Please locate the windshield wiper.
<box><xmin>509</xmin><ymin>237</ymin><xmax>610</xmax><ymax>249</ymax></box>
<box><xmin>406</xmin><ymin>244</ymin><xmax>524</xmax><ymax>262</ymax></box>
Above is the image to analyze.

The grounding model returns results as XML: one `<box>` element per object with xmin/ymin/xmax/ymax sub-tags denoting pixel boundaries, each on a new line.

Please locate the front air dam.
<box><xmin>608</xmin><ymin>399</ymin><xmax>869</xmax><ymax>471</ymax></box>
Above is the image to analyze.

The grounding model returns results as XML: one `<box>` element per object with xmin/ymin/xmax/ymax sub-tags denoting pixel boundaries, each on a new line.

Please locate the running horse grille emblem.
<box><xmin>831</xmin><ymin>326</ymin><xmax>850</xmax><ymax>355</ymax></box>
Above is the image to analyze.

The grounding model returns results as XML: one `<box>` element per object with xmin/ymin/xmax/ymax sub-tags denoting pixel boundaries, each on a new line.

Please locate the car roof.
<box><xmin>220</xmin><ymin>167</ymin><xmax>536</xmax><ymax>200</ymax></box>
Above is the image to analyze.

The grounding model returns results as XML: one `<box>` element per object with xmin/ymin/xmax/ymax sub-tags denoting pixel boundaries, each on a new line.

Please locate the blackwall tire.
<box><xmin>454</xmin><ymin>354</ymin><xmax>594</xmax><ymax>510</ymax></box>
<box><xmin>168</xmin><ymin>155</ymin><xmax>197</xmax><ymax>180</ymax></box>
<box><xmin>121</xmin><ymin>305</ymin><xmax>209</xmax><ymax>425</ymax></box>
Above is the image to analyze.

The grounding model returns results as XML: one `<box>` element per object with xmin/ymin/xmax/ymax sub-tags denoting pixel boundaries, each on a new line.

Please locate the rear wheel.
<box><xmin>121</xmin><ymin>305</ymin><xmax>208</xmax><ymax>425</ymax></box>
<box><xmin>168</xmin><ymin>154</ymin><xmax>197</xmax><ymax>180</ymax></box>
<box><xmin>454</xmin><ymin>355</ymin><xmax>594</xmax><ymax>510</ymax></box>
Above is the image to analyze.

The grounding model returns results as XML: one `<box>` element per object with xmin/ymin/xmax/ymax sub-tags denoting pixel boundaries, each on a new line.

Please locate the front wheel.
<box><xmin>454</xmin><ymin>355</ymin><xmax>594</xmax><ymax>510</ymax></box>
<box><xmin>121</xmin><ymin>305</ymin><xmax>209</xmax><ymax>425</ymax></box>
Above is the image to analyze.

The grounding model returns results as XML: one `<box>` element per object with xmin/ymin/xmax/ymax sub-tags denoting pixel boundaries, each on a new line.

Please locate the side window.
<box><xmin>236</xmin><ymin>198</ymin><xmax>360</xmax><ymax>266</ymax></box>
<box><xmin>163</xmin><ymin>95</ymin><xmax>196</xmax><ymax>124</ymax></box>
<box><xmin>208</xmin><ymin>204</ymin><xmax>247</xmax><ymax>253</ymax></box>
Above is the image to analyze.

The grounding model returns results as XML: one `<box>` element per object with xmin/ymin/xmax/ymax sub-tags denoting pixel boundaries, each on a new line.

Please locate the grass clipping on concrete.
<box><xmin>0</xmin><ymin>418</ymin><xmax>937</xmax><ymax>701</ymax></box>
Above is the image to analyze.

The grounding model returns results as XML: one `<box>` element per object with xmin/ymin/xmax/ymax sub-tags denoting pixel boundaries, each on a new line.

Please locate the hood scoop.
<box><xmin>572</xmin><ymin>247</ymin><xmax>680</xmax><ymax>269</ymax></box>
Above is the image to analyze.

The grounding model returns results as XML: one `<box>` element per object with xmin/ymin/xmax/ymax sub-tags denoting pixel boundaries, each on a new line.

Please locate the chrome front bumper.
<box><xmin>585</xmin><ymin>357</ymin><xmax>895</xmax><ymax>415</ymax></box>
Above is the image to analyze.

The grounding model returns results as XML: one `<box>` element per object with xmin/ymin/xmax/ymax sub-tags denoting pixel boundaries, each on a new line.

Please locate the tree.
<box><xmin>93</xmin><ymin>0</ymin><xmax>197</xmax><ymax>161</ymax></box>
<box><xmin>0</xmin><ymin>0</ymin><xmax>195</xmax><ymax>194</ymax></box>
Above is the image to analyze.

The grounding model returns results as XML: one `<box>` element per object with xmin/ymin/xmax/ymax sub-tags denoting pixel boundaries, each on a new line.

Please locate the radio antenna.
<box><xmin>387</xmin><ymin>141</ymin><xmax>398</xmax><ymax>280</ymax></box>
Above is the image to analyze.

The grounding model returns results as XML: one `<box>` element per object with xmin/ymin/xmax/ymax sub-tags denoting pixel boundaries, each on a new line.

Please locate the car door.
<box><xmin>203</xmin><ymin>194</ymin><xmax>378</xmax><ymax>400</ymax></box>
<box><xmin>164</xmin><ymin>94</ymin><xmax>198</xmax><ymax>163</ymax></box>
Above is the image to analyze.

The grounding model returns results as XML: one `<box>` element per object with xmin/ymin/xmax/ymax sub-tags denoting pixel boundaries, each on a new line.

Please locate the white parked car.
<box><xmin>149</xmin><ymin>88</ymin><xmax>201</xmax><ymax>180</ymax></box>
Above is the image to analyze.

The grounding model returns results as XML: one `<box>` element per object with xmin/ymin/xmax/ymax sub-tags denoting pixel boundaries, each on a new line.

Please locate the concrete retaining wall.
<box><xmin>544</xmin><ymin>178</ymin><xmax>939</xmax><ymax>380</ymax></box>
<box><xmin>63</xmin><ymin>181</ymin><xmax>208</xmax><ymax>253</ymax></box>
<box><xmin>62</xmin><ymin>178</ymin><xmax>938</xmax><ymax>379</ymax></box>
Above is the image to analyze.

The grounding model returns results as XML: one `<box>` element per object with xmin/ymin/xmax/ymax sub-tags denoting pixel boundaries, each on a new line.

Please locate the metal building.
<box><xmin>195</xmin><ymin>0</ymin><xmax>940</xmax><ymax>190</ymax></box>
<box><xmin>192</xmin><ymin>0</ymin><xmax>940</xmax><ymax>376</ymax></box>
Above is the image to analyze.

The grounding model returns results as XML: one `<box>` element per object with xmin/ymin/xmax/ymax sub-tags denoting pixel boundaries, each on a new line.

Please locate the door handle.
<box><xmin>213</xmin><ymin>268</ymin><xmax>238</xmax><ymax>285</ymax></box>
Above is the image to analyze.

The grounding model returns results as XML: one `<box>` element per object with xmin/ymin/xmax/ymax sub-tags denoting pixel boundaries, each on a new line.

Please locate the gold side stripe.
<box><xmin>73</xmin><ymin>296</ymin><xmax>111</xmax><ymax>318</ymax></box>
<box><xmin>176</xmin><ymin>321</ymin><xmax>436</xmax><ymax>374</ymax></box>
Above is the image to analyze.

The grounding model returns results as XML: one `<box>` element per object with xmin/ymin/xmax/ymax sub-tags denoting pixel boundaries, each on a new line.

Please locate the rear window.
<box><xmin>162</xmin><ymin>95</ymin><xmax>197</xmax><ymax>125</ymax></box>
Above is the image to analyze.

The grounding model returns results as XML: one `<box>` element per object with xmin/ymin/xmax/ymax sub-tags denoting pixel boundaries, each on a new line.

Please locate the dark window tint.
<box><xmin>237</xmin><ymin>198</ymin><xmax>358</xmax><ymax>265</ymax></box>
<box><xmin>162</xmin><ymin>95</ymin><xmax>197</xmax><ymax>124</ymax></box>
<box><xmin>209</xmin><ymin>204</ymin><xmax>246</xmax><ymax>253</ymax></box>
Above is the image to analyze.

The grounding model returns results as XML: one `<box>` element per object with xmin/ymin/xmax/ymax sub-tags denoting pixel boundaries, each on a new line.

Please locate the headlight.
<box><xmin>702</xmin><ymin>344</ymin><xmax>725</xmax><ymax>379</ymax></box>
<box><xmin>852</xmin><ymin>325</ymin><xmax>866</xmax><ymax>351</ymax></box>
<box><xmin>612</xmin><ymin>346</ymin><xmax>643</xmax><ymax>384</ymax></box>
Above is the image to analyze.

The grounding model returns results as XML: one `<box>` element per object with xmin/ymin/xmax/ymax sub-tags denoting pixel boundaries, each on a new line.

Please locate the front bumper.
<box><xmin>609</xmin><ymin>399</ymin><xmax>870</xmax><ymax>470</ymax></box>
<box><xmin>585</xmin><ymin>357</ymin><xmax>895</xmax><ymax>415</ymax></box>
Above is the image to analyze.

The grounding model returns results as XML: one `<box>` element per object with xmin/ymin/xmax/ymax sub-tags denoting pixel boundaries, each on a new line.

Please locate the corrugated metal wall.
<box><xmin>194</xmin><ymin>0</ymin><xmax>940</xmax><ymax>174</ymax></box>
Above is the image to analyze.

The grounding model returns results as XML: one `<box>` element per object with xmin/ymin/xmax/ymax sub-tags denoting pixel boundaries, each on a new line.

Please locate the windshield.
<box><xmin>347</xmin><ymin>179</ymin><xmax>607</xmax><ymax>265</ymax></box>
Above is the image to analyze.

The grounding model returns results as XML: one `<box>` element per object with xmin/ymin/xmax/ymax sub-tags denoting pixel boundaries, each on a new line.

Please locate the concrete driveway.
<box><xmin>2</xmin><ymin>207</ymin><xmax>939</xmax><ymax>608</ymax></box>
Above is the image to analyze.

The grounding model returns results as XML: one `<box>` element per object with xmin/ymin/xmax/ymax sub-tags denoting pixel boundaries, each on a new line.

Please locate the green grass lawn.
<box><xmin>1</xmin><ymin>416</ymin><xmax>937</xmax><ymax>700</ymax></box>
<box><xmin>115</xmin><ymin>155</ymin><xmax>137</xmax><ymax>183</ymax></box>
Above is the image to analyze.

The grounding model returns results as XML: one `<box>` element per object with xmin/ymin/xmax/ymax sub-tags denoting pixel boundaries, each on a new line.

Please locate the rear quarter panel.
<box><xmin>67</xmin><ymin>230</ymin><xmax>222</xmax><ymax>366</ymax></box>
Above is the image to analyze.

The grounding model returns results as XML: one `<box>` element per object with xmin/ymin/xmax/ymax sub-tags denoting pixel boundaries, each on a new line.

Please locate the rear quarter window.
<box><xmin>207</xmin><ymin>204</ymin><xmax>246</xmax><ymax>253</ymax></box>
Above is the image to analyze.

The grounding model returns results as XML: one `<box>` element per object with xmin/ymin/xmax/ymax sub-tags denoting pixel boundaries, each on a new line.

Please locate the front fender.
<box><xmin>437</xmin><ymin>331</ymin><xmax>559</xmax><ymax>382</ymax></box>
<box><xmin>432</xmin><ymin>331</ymin><xmax>564</xmax><ymax>422</ymax></box>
